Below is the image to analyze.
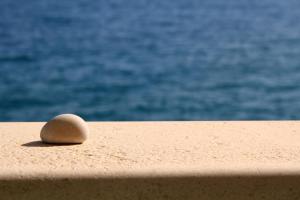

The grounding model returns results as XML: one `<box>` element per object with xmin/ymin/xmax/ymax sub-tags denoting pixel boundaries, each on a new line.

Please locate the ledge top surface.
<box><xmin>1</xmin><ymin>121</ymin><xmax>300</xmax><ymax>178</ymax></box>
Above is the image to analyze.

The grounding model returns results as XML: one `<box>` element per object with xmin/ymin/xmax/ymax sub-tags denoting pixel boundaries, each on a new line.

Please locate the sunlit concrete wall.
<box><xmin>1</xmin><ymin>121</ymin><xmax>300</xmax><ymax>200</ymax></box>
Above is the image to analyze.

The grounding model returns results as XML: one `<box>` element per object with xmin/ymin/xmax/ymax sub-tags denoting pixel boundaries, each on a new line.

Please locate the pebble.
<box><xmin>40</xmin><ymin>114</ymin><xmax>88</xmax><ymax>144</ymax></box>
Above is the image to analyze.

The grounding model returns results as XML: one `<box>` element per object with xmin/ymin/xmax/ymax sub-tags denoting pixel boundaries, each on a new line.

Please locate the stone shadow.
<box><xmin>22</xmin><ymin>140</ymin><xmax>80</xmax><ymax>147</ymax></box>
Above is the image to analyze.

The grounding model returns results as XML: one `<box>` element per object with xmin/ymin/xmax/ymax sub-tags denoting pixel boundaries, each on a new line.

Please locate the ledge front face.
<box><xmin>1</xmin><ymin>121</ymin><xmax>300</xmax><ymax>199</ymax></box>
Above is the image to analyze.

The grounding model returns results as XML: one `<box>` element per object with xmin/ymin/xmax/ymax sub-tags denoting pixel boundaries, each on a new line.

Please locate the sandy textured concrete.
<box><xmin>1</xmin><ymin>121</ymin><xmax>300</xmax><ymax>199</ymax></box>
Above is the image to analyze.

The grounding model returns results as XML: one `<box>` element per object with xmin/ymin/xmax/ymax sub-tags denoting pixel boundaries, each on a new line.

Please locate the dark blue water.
<box><xmin>1</xmin><ymin>0</ymin><xmax>300</xmax><ymax>121</ymax></box>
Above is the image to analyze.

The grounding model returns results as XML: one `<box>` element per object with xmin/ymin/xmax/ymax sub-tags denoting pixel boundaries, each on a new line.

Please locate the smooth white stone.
<box><xmin>40</xmin><ymin>114</ymin><xmax>88</xmax><ymax>144</ymax></box>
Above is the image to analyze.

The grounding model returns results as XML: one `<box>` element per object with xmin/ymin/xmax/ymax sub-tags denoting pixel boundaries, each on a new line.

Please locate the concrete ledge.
<box><xmin>1</xmin><ymin>121</ymin><xmax>300</xmax><ymax>199</ymax></box>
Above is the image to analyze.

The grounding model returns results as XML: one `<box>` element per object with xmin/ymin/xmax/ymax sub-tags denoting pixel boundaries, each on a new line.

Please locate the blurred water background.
<box><xmin>1</xmin><ymin>0</ymin><xmax>300</xmax><ymax>121</ymax></box>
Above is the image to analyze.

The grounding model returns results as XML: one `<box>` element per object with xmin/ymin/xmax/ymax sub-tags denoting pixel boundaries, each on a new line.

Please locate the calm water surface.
<box><xmin>1</xmin><ymin>0</ymin><xmax>300</xmax><ymax>121</ymax></box>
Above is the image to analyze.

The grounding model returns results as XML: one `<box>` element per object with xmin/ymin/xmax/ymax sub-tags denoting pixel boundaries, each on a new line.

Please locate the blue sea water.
<box><xmin>1</xmin><ymin>0</ymin><xmax>300</xmax><ymax>121</ymax></box>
